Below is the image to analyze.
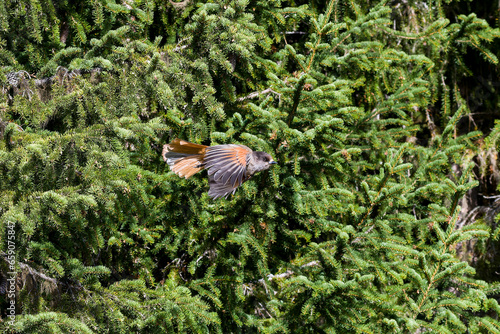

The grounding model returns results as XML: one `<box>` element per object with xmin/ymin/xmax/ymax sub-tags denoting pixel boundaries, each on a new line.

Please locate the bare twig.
<box><xmin>169</xmin><ymin>0</ymin><xmax>191</xmax><ymax>10</ymax></box>
<box><xmin>237</xmin><ymin>88</ymin><xmax>281</xmax><ymax>103</ymax></box>
<box><xmin>259</xmin><ymin>260</ymin><xmax>320</xmax><ymax>284</ymax></box>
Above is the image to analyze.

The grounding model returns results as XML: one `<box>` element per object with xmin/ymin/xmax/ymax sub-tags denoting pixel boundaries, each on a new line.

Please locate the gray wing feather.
<box><xmin>208</xmin><ymin>174</ymin><xmax>241</xmax><ymax>199</ymax></box>
<box><xmin>204</xmin><ymin>145</ymin><xmax>251</xmax><ymax>199</ymax></box>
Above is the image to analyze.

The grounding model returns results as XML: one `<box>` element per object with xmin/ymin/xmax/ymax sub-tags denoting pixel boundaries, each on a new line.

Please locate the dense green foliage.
<box><xmin>2</xmin><ymin>0</ymin><xmax>500</xmax><ymax>333</ymax></box>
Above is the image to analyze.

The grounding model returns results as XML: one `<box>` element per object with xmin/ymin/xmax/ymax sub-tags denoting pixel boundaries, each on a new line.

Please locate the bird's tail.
<box><xmin>162</xmin><ymin>139</ymin><xmax>208</xmax><ymax>178</ymax></box>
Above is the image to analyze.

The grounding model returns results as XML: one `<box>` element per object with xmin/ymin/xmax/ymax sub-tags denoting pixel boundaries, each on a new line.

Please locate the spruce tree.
<box><xmin>1</xmin><ymin>0</ymin><xmax>500</xmax><ymax>333</ymax></box>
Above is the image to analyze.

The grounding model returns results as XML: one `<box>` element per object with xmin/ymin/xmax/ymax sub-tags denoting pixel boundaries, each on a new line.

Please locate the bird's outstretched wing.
<box><xmin>204</xmin><ymin>145</ymin><xmax>251</xmax><ymax>199</ymax></box>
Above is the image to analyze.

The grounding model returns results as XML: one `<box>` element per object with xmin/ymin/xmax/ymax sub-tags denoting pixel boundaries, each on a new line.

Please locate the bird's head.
<box><xmin>251</xmin><ymin>151</ymin><xmax>277</xmax><ymax>172</ymax></box>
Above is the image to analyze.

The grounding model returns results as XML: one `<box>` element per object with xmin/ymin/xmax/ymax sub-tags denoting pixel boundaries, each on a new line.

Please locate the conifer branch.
<box><xmin>286</xmin><ymin>75</ymin><xmax>307</xmax><ymax>126</ymax></box>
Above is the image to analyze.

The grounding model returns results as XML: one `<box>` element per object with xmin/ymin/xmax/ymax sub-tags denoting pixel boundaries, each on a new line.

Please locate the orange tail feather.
<box><xmin>171</xmin><ymin>156</ymin><xmax>204</xmax><ymax>178</ymax></box>
<box><xmin>165</xmin><ymin>139</ymin><xmax>208</xmax><ymax>155</ymax></box>
<box><xmin>163</xmin><ymin>139</ymin><xmax>208</xmax><ymax>179</ymax></box>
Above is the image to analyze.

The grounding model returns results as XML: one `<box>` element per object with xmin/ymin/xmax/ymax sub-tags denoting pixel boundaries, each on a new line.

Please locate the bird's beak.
<box><xmin>269</xmin><ymin>160</ymin><xmax>277</xmax><ymax>165</ymax></box>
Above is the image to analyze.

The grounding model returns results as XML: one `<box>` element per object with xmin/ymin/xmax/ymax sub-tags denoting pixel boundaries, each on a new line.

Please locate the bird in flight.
<box><xmin>163</xmin><ymin>139</ymin><xmax>277</xmax><ymax>199</ymax></box>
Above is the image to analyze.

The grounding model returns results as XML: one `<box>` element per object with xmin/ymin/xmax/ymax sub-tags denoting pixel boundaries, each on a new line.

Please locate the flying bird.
<box><xmin>163</xmin><ymin>139</ymin><xmax>277</xmax><ymax>199</ymax></box>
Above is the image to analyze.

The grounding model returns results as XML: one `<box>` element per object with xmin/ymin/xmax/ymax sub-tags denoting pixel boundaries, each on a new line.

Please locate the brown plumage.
<box><xmin>162</xmin><ymin>139</ymin><xmax>277</xmax><ymax>199</ymax></box>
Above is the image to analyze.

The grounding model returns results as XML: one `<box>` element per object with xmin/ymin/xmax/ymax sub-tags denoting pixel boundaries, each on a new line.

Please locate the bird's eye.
<box><xmin>264</xmin><ymin>157</ymin><xmax>269</xmax><ymax>162</ymax></box>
